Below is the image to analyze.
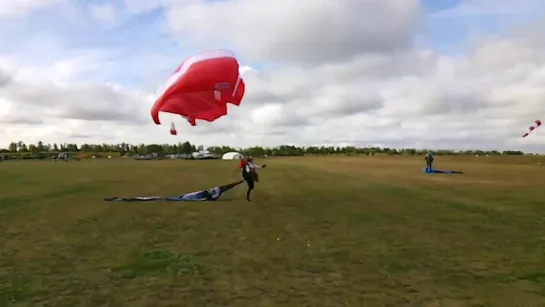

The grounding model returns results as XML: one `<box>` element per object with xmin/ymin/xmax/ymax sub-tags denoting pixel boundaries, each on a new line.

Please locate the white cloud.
<box><xmin>1</xmin><ymin>0</ymin><xmax>545</xmax><ymax>152</ymax></box>
<box><xmin>122</xmin><ymin>0</ymin><xmax>172</xmax><ymax>15</ymax></box>
<box><xmin>0</xmin><ymin>0</ymin><xmax>64</xmax><ymax>18</ymax></box>
<box><xmin>1</xmin><ymin>68</ymin><xmax>151</xmax><ymax>124</ymax></box>
<box><xmin>165</xmin><ymin>0</ymin><xmax>420</xmax><ymax>65</ymax></box>
<box><xmin>89</xmin><ymin>3</ymin><xmax>116</xmax><ymax>26</ymax></box>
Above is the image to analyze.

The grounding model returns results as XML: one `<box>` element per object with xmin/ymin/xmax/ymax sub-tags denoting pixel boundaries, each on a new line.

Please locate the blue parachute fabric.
<box><xmin>104</xmin><ymin>196</ymin><xmax>163</xmax><ymax>202</ymax></box>
<box><xmin>165</xmin><ymin>195</ymin><xmax>207</xmax><ymax>201</ymax></box>
<box><xmin>104</xmin><ymin>187</ymin><xmax>222</xmax><ymax>202</ymax></box>
<box><xmin>422</xmin><ymin>168</ymin><xmax>463</xmax><ymax>174</ymax></box>
<box><xmin>104</xmin><ymin>192</ymin><xmax>210</xmax><ymax>202</ymax></box>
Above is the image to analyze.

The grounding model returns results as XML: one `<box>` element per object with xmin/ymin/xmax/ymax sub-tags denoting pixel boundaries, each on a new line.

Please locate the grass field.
<box><xmin>1</xmin><ymin>156</ymin><xmax>545</xmax><ymax>306</ymax></box>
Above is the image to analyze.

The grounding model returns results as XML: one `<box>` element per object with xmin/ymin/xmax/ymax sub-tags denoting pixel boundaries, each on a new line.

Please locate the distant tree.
<box><xmin>28</xmin><ymin>144</ymin><xmax>39</xmax><ymax>154</ymax></box>
<box><xmin>17</xmin><ymin>141</ymin><xmax>28</xmax><ymax>152</ymax></box>
<box><xmin>146</xmin><ymin>144</ymin><xmax>163</xmax><ymax>155</ymax></box>
<box><xmin>180</xmin><ymin>141</ymin><xmax>192</xmax><ymax>154</ymax></box>
<box><xmin>8</xmin><ymin>142</ymin><xmax>17</xmax><ymax>152</ymax></box>
<box><xmin>80</xmin><ymin>144</ymin><xmax>92</xmax><ymax>152</ymax></box>
<box><xmin>0</xmin><ymin>139</ymin><xmax>538</xmax><ymax>157</ymax></box>
<box><xmin>502</xmin><ymin>150</ymin><xmax>524</xmax><ymax>155</ymax></box>
<box><xmin>37</xmin><ymin>141</ymin><xmax>45</xmax><ymax>152</ymax></box>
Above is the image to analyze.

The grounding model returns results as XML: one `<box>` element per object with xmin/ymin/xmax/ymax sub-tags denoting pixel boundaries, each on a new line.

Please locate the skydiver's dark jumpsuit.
<box><xmin>424</xmin><ymin>153</ymin><xmax>434</xmax><ymax>171</ymax></box>
<box><xmin>242</xmin><ymin>161</ymin><xmax>266</xmax><ymax>201</ymax></box>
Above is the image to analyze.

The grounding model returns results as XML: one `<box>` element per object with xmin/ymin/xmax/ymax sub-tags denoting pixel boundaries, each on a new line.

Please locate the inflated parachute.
<box><xmin>522</xmin><ymin>120</ymin><xmax>541</xmax><ymax>138</ymax></box>
<box><xmin>151</xmin><ymin>49</ymin><xmax>245</xmax><ymax>134</ymax></box>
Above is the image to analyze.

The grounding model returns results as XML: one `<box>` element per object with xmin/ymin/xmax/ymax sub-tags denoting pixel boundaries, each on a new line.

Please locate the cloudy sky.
<box><xmin>1</xmin><ymin>0</ymin><xmax>544</xmax><ymax>151</ymax></box>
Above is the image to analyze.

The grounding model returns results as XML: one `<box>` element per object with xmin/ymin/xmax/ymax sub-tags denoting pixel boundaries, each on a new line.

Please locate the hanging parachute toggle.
<box><xmin>522</xmin><ymin>120</ymin><xmax>541</xmax><ymax>138</ymax></box>
<box><xmin>170</xmin><ymin>121</ymin><xmax>177</xmax><ymax>135</ymax></box>
<box><xmin>150</xmin><ymin>49</ymin><xmax>246</xmax><ymax>135</ymax></box>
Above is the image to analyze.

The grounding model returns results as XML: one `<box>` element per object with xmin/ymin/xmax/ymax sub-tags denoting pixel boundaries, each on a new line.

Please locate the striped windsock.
<box><xmin>522</xmin><ymin>120</ymin><xmax>542</xmax><ymax>138</ymax></box>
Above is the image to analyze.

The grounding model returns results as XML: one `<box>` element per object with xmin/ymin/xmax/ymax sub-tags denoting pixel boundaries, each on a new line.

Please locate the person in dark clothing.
<box><xmin>241</xmin><ymin>157</ymin><xmax>266</xmax><ymax>201</ymax></box>
<box><xmin>424</xmin><ymin>152</ymin><xmax>434</xmax><ymax>171</ymax></box>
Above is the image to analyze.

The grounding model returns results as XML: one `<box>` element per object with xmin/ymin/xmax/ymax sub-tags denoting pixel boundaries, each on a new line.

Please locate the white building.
<box><xmin>221</xmin><ymin>151</ymin><xmax>245</xmax><ymax>160</ymax></box>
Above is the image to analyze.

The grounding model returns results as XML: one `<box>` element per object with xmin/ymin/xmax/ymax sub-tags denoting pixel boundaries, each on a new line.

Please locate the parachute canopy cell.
<box><xmin>150</xmin><ymin>49</ymin><xmax>245</xmax><ymax>129</ymax></box>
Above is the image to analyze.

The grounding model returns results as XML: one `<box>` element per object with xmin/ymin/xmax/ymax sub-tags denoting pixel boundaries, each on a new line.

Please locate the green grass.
<box><xmin>1</xmin><ymin>156</ymin><xmax>545</xmax><ymax>306</ymax></box>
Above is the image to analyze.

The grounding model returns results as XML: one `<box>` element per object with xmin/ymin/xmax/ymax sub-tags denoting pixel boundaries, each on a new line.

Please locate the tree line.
<box><xmin>0</xmin><ymin>140</ymin><xmax>529</xmax><ymax>158</ymax></box>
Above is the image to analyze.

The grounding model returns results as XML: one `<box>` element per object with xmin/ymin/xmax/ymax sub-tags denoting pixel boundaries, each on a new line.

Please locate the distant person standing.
<box><xmin>242</xmin><ymin>156</ymin><xmax>266</xmax><ymax>201</ymax></box>
<box><xmin>424</xmin><ymin>151</ymin><xmax>434</xmax><ymax>171</ymax></box>
<box><xmin>56</xmin><ymin>152</ymin><xmax>68</xmax><ymax>162</ymax></box>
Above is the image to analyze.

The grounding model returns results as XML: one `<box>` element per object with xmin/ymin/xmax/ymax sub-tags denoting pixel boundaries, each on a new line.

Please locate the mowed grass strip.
<box><xmin>1</xmin><ymin>156</ymin><xmax>544</xmax><ymax>306</ymax></box>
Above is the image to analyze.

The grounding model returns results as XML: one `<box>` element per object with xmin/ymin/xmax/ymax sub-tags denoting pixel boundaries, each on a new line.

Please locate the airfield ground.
<box><xmin>1</xmin><ymin>156</ymin><xmax>544</xmax><ymax>306</ymax></box>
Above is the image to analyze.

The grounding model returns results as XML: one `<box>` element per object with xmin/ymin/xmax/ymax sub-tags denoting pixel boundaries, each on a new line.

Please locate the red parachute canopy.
<box><xmin>151</xmin><ymin>49</ymin><xmax>245</xmax><ymax>133</ymax></box>
<box><xmin>522</xmin><ymin>120</ymin><xmax>541</xmax><ymax>138</ymax></box>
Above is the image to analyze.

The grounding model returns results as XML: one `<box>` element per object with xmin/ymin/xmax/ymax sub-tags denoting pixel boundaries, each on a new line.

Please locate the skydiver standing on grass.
<box><xmin>242</xmin><ymin>156</ymin><xmax>266</xmax><ymax>201</ymax></box>
<box><xmin>424</xmin><ymin>151</ymin><xmax>434</xmax><ymax>171</ymax></box>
